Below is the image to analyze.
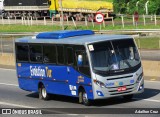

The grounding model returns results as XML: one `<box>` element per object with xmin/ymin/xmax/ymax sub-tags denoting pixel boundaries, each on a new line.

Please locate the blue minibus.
<box><xmin>15</xmin><ymin>30</ymin><xmax>144</xmax><ymax>106</ymax></box>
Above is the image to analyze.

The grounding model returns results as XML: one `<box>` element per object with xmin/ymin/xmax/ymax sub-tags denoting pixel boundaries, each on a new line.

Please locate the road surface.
<box><xmin>0</xmin><ymin>68</ymin><xmax>159</xmax><ymax>117</ymax></box>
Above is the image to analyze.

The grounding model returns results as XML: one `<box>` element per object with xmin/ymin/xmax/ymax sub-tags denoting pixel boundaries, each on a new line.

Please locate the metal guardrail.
<box><xmin>116</xmin><ymin>14</ymin><xmax>160</xmax><ymax>18</ymax></box>
<box><xmin>94</xmin><ymin>29</ymin><xmax>160</xmax><ymax>34</ymax></box>
<box><xmin>0</xmin><ymin>32</ymin><xmax>38</xmax><ymax>36</ymax></box>
<box><xmin>0</xmin><ymin>29</ymin><xmax>160</xmax><ymax>36</ymax></box>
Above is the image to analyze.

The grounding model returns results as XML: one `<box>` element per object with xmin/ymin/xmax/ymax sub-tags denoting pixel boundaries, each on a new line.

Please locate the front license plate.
<box><xmin>117</xmin><ymin>86</ymin><xmax>126</xmax><ymax>92</ymax></box>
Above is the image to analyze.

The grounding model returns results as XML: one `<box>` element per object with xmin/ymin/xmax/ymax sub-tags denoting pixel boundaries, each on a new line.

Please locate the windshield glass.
<box><xmin>89</xmin><ymin>39</ymin><xmax>140</xmax><ymax>73</ymax></box>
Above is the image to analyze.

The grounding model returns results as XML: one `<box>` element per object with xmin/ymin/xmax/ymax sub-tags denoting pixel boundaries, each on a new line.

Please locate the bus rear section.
<box><xmin>15</xmin><ymin>30</ymin><xmax>144</xmax><ymax>106</ymax></box>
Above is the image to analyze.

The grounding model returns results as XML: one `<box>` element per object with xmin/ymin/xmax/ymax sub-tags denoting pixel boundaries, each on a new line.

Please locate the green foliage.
<box><xmin>113</xmin><ymin>0</ymin><xmax>160</xmax><ymax>15</ymax></box>
<box><xmin>148</xmin><ymin>0</ymin><xmax>160</xmax><ymax>14</ymax></box>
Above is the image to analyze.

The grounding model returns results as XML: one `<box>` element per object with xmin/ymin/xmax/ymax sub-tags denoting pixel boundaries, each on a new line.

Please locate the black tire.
<box><xmin>80</xmin><ymin>90</ymin><xmax>91</xmax><ymax>106</ymax></box>
<box><xmin>39</xmin><ymin>85</ymin><xmax>50</xmax><ymax>100</ymax></box>
<box><xmin>123</xmin><ymin>94</ymin><xmax>133</xmax><ymax>100</ymax></box>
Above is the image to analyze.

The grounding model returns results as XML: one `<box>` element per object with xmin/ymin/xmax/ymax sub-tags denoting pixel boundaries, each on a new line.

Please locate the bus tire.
<box><xmin>80</xmin><ymin>90</ymin><xmax>91</xmax><ymax>106</ymax></box>
<box><xmin>39</xmin><ymin>85</ymin><xmax>50</xmax><ymax>100</ymax></box>
<box><xmin>123</xmin><ymin>94</ymin><xmax>133</xmax><ymax>100</ymax></box>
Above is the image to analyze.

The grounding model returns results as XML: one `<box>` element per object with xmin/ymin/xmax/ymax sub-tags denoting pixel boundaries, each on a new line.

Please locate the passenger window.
<box><xmin>67</xmin><ymin>48</ymin><xmax>74</xmax><ymax>65</ymax></box>
<box><xmin>57</xmin><ymin>45</ymin><xmax>64</xmax><ymax>64</ymax></box>
<box><xmin>16</xmin><ymin>44</ymin><xmax>29</xmax><ymax>62</ymax></box>
<box><xmin>76</xmin><ymin>51</ymin><xmax>91</xmax><ymax>77</ymax></box>
<box><xmin>76</xmin><ymin>51</ymin><xmax>89</xmax><ymax>67</ymax></box>
<box><xmin>43</xmin><ymin>45</ymin><xmax>56</xmax><ymax>64</ymax></box>
<box><xmin>29</xmin><ymin>45</ymin><xmax>43</xmax><ymax>62</ymax></box>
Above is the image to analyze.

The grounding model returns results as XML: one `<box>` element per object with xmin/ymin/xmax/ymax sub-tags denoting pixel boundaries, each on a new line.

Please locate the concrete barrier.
<box><xmin>0</xmin><ymin>53</ymin><xmax>15</xmax><ymax>66</ymax></box>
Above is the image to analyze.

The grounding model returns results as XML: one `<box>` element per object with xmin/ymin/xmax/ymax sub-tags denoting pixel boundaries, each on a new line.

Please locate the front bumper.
<box><xmin>94</xmin><ymin>77</ymin><xmax>144</xmax><ymax>100</ymax></box>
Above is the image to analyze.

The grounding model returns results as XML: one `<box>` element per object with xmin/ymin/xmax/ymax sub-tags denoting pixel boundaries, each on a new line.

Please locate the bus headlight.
<box><xmin>93</xmin><ymin>80</ymin><xmax>105</xmax><ymax>88</ymax></box>
<box><xmin>136</xmin><ymin>72</ymin><xmax>143</xmax><ymax>83</ymax></box>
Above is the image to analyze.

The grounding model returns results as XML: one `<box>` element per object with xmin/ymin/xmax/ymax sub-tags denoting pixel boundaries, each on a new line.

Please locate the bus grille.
<box><xmin>107</xmin><ymin>75</ymin><xmax>133</xmax><ymax>81</ymax></box>
<box><xmin>107</xmin><ymin>84</ymin><xmax>135</xmax><ymax>95</ymax></box>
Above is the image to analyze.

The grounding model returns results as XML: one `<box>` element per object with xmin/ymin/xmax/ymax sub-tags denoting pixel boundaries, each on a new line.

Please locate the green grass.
<box><xmin>1</xmin><ymin>23</ymin><xmax>160</xmax><ymax>33</ymax></box>
<box><xmin>0</xmin><ymin>24</ymin><xmax>160</xmax><ymax>50</ymax></box>
<box><xmin>0</xmin><ymin>25</ymin><xmax>62</xmax><ymax>32</ymax></box>
<box><xmin>135</xmin><ymin>37</ymin><xmax>160</xmax><ymax>49</ymax></box>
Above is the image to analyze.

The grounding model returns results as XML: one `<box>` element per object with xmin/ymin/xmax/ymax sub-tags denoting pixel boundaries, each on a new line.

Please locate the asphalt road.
<box><xmin>139</xmin><ymin>50</ymin><xmax>160</xmax><ymax>61</ymax></box>
<box><xmin>0</xmin><ymin>68</ymin><xmax>159</xmax><ymax>117</ymax></box>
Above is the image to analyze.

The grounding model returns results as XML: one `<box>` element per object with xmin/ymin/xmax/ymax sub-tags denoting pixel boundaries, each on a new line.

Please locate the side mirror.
<box><xmin>77</xmin><ymin>55</ymin><xmax>83</xmax><ymax>67</ymax></box>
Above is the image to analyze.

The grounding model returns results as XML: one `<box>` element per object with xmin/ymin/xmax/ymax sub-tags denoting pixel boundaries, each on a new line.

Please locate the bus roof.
<box><xmin>15</xmin><ymin>30</ymin><xmax>133</xmax><ymax>45</ymax></box>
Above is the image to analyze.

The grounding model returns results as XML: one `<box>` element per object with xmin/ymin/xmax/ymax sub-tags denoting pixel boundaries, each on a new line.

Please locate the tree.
<box><xmin>148</xmin><ymin>0</ymin><xmax>160</xmax><ymax>14</ymax></box>
<box><xmin>113</xmin><ymin>0</ymin><xmax>129</xmax><ymax>14</ymax></box>
<box><xmin>113</xmin><ymin>0</ymin><xmax>160</xmax><ymax>15</ymax></box>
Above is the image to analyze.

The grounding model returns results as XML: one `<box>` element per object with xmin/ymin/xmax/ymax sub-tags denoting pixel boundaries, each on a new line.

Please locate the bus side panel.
<box><xmin>17</xmin><ymin>63</ymin><xmax>94</xmax><ymax>99</ymax></box>
<box><xmin>67</xmin><ymin>67</ymin><xmax>93</xmax><ymax>100</ymax></box>
<box><xmin>73</xmin><ymin>67</ymin><xmax>94</xmax><ymax>100</ymax></box>
<box><xmin>16</xmin><ymin>63</ymin><xmax>71</xmax><ymax>95</ymax></box>
<box><xmin>18</xmin><ymin>78</ymin><xmax>39</xmax><ymax>92</ymax></box>
<box><xmin>44</xmin><ymin>65</ymin><xmax>71</xmax><ymax>96</ymax></box>
<box><xmin>17</xmin><ymin>63</ymin><xmax>39</xmax><ymax>92</ymax></box>
<box><xmin>44</xmin><ymin>66</ymin><xmax>94</xmax><ymax>100</ymax></box>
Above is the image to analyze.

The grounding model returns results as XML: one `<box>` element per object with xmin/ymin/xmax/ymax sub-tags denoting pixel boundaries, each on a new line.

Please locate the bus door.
<box><xmin>75</xmin><ymin>50</ymin><xmax>92</xmax><ymax>97</ymax></box>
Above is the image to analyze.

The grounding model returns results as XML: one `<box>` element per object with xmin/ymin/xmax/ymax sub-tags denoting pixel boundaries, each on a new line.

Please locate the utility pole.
<box><xmin>59</xmin><ymin>0</ymin><xmax>64</xmax><ymax>30</ymax></box>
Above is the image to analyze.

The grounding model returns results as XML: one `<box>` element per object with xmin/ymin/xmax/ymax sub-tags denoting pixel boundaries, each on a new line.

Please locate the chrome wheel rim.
<box><xmin>82</xmin><ymin>92</ymin><xmax>88</xmax><ymax>103</ymax></box>
<box><xmin>42</xmin><ymin>87</ymin><xmax>47</xmax><ymax>98</ymax></box>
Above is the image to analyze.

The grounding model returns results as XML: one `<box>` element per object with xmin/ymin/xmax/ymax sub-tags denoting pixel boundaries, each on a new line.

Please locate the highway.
<box><xmin>0</xmin><ymin>68</ymin><xmax>159</xmax><ymax>117</ymax></box>
<box><xmin>140</xmin><ymin>50</ymin><xmax>160</xmax><ymax>61</ymax></box>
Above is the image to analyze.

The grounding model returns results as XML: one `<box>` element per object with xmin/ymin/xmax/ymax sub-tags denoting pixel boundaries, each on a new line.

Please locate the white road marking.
<box><xmin>3</xmin><ymin>45</ymin><xmax>10</xmax><ymax>47</ymax></box>
<box><xmin>0</xmin><ymin>101</ymin><xmax>35</xmax><ymax>108</ymax></box>
<box><xmin>67</xmin><ymin>114</ymin><xmax>79</xmax><ymax>116</ymax></box>
<box><xmin>0</xmin><ymin>68</ymin><xmax>16</xmax><ymax>71</ymax></box>
<box><xmin>145</xmin><ymin>80</ymin><xmax>160</xmax><ymax>83</ymax></box>
<box><xmin>0</xmin><ymin>83</ymin><xmax>18</xmax><ymax>87</ymax></box>
<box><xmin>133</xmin><ymin>98</ymin><xmax>160</xmax><ymax>103</ymax></box>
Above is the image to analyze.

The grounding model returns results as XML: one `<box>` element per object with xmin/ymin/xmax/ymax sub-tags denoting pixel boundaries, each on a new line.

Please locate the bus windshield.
<box><xmin>89</xmin><ymin>39</ymin><xmax>141</xmax><ymax>74</ymax></box>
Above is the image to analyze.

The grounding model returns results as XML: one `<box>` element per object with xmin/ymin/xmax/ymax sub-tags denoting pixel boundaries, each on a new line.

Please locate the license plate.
<box><xmin>117</xmin><ymin>86</ymin><xmax>126</xmax><ymax>92</ymax></box>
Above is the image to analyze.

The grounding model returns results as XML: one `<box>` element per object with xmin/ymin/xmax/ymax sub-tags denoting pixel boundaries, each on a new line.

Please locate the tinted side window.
<box><xmin>29</xmin><ymin>45</ymin><xmax>42</xmax><ymax>62</ymax></box>
<box><xmin>76</xmin><ymin>51</ymin><xmax>91</xmax><ymax>77</ymax></box>
<box><xmin>67</xmin><ymin>48</ymin><xmax>74</xmax><ymax>65</ymax></box>
<box><xmin>43</xmin><ymin>45</ymin><xmax>56</xmax><ymax>64</ymax></box>
<box><xmin>16</xmin><ymin>44</ymin><xmax>29</xmax><ymax>62</ymax></box>
<box><xmin>57</xmin><ymin>45</ymin><xmax>64</xmax><ymax>64</ymax></box>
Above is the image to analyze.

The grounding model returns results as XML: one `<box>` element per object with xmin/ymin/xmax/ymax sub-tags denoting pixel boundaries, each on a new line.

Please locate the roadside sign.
<box><xmin>95</xmin><ymin>12</ymin><xmax>104</xmax><ymax>24</ymax></box>
<box><xmin>134</xmin><ymin>11</ymin><xmax>139</xmax><ymax>22</ymax></box>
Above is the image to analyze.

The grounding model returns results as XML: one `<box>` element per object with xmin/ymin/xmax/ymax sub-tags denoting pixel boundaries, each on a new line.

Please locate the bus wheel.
<box><xmin>123</xmin><ymin>94</ymin><xmax>133</xmax><ymax>100</ymax></box>
<box><xmin>81</xmin><ymin>90</ymin><xmax>91</xmax><ymax>106</ymax></box>
<box><xmin>39</xmin><ymin>85</ymin><xmax>50</xmax><ymax>100</ymax></box>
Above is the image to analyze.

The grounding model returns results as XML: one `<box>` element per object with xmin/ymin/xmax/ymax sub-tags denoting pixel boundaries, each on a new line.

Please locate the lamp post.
<box><xmin>59</xmin><ymin>0</ymin><xmax>64</xmax><ymax>30</ymax></box>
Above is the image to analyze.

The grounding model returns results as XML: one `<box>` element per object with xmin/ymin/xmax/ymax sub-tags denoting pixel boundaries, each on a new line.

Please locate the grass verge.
<box><xmin>0</xmin><ymin>25</ymin><xmax>160</xmax><ymax>49</ymax></box>
<box><xmin>1</xmin><ymin>24</ymin><xmax>160</xmax><ymax>32</ymax></box>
